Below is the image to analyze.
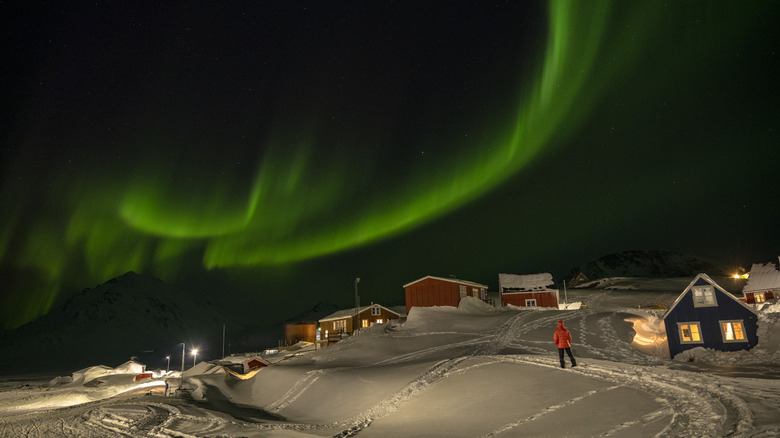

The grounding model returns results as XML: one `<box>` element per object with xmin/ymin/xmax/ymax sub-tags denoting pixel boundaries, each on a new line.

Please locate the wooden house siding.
<box><xmin>744</xmin><ymin>290</ymin><xmax>776</xmax><ymax>304</ymax></box>
<box><xmin>284</xmin><ymin>322</ymin><xmax>317</xmax><ymax>345</ymax></box>
<box><xmin>502</xmin><ymin>290</ymin><xmax>559</xmax><ymax>308</ymax></box>
<box><xmin>320</xmin><ymin>317</ymin><xmax>354</xmax><ymax>337</ymax></box>
<box><xmin>663</xmin><ymin>274</ymin><xmax>759</xmax><ymax>359</ymax></box>
<box><xmin>404</xmin><ymin>276</ymin><xmax>488</xmax><ymax>313</ymax></box>
<box><xmin>319</xmin><ymin>304</ymin><xmax>401</xmax><ymax>344</ymax></box>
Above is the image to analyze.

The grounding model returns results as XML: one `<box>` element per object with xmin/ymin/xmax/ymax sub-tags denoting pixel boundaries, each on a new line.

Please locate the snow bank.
<box><xmin>760</xmin><ymin>302</ymin><xmax>780</xmax><ymax>313</ymax></box>
<box><xmin>457</xmin><ymin>296</ymin><xmax>503</xmax><ymax>313</ymax></box>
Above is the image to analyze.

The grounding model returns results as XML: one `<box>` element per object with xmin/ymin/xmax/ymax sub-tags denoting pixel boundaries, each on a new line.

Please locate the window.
<box><xmin>334</xmin><ymin>320</ymin><xmax>346</xmax><ymax>332</ymax></box>
<box><xmin>376</xmin><ymin>319</ymin><xmax>384</xmax><ymax>324</ymax></box>
<box><xmin>692</xmin><ymin>286</ymin><xmax>717</xmax><ymax>307</ymax></box>
<box><xmin>459</xmin><ymin>285</ymin><xmax>467</xmax><ymax>298</ymax></box>
<box><xmin>481</xmin><ymin>289</ymin><xmax>486</xmax><ymax>300</ymax></box>
<box><xmin>678</xmin><ymin>322</ymin><xmax>703</xmax><ymax>343</ymax></box>
<box><xmin>754</xmin><ymin>293</ymin><xmax>766</xmax><ymax>304</ymax></box>
<box><xmin>720</xmin><ymin>321</ymin><xmax>747</xmax><ymax>342</ymax></box>
<box><xmin>362</xmin><ymin>319</ymin><xmax>369</xmax><ymax>328</ymax></box>
<box><xmin>371</xmin><ymin>306</ymin><xmax>381</xmax><ymax>316</ymax></box>
<box><xmin>525</xmin><ymin>299</ymin><xmax>537</xmax><ymax>307</ymax></box>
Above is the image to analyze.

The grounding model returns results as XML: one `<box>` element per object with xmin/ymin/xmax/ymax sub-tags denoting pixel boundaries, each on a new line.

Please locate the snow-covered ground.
<box><xmin>1</xmin><ymin>278</ymin><xmax>779</xmax><ymax>437</ymax></box>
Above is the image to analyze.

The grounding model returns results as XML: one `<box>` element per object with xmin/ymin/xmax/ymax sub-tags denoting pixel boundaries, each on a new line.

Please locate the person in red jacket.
<box><xmin>554</xmin><ymin>320</ymin><xmax>577</xmax><ymax>368</ymax></box>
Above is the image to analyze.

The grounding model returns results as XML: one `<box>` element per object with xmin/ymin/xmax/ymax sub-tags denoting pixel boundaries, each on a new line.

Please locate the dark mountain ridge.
<box><xmin>0</xmin><ymin>272</ymin><xmax>252</xmax><ymax>374</ymax></box>
<box><xmin>568</xmin><ymin>250</ymin><xmax>722</xmax><ymax>281</ymax></box>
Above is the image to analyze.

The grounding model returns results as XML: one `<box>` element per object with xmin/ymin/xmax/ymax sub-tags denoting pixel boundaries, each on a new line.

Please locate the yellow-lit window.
<box><xmin>679</xmin><ymin>323</ymin><xmax>702</xmax><ymax>343</ymax></box>
<box><xmin>376</xmin><ymin>319</ymin><xmax>384</xmax><ymax>324</ymax></box>
<box><xmin>362</xmin><ymin>319</ymin><xmax>369</xmax><ymax>328</ymax></box>
<box><xmin>755</xmin><ymin>293</ymin><xmax>766</xmax><ymax>304</ymax></box>
<box><xmin>721</xmin><ymin>321</ymin><xmax>746</xmax><ymax>342</ymax></box>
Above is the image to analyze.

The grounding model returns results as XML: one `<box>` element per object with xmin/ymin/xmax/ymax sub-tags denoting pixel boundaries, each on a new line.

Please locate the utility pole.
<box><xmin>179</xmin><ymin>342</ymin><xmax>185</xmax><ymax>390</ymax></box>
<box><xmin>354</xmin><ymin>277</ymin><xmax>360</xmax><ymax>334</ymax></box>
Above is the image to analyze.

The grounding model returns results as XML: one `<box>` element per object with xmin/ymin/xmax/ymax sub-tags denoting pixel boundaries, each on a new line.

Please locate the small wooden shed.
<box><xmin>498</xmin><ymin>273</ymin><xmax>559</xmax><ymax>308</ymax></box>
<box><xmin>403</xmin><ymin>276</ymin><xmax>488</xmax><ymax>314</ymax></box>
<box><xmin>663</xmin><ymin>273</ymin><xmax>758</xmax><ymax>359</ymax></box>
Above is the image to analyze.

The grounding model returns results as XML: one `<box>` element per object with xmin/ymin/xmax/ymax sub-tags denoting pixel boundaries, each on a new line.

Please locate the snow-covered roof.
<box><xmin>743</xmin><ymin>260</ymin><xmax>780</xmax><ymax>293</ymax></box>
<box><xmin>499</xmin><ymin>273</ymin><xmax>555</xmax><ymax>292</ymax></box>
<box><xmin>319</xmin><ymin>304</ymin><xmax>401</xmax><ymax>322</ymax></box>
<box><xmin>403</xmin><ymin>275</ymin><xmax>488</xmax><ymax>289</ymax></box>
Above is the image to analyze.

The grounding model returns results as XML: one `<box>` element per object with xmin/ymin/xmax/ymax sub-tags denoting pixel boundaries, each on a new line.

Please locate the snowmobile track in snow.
<box><xmin>492</xmin><ymin>355</ymin><xmax>755</xmax><ymax>437</ymax></box>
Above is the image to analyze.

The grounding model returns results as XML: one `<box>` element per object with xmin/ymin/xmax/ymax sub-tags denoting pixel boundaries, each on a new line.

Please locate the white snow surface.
<box><xmin>2</xmin><ymin>278</ymin><xmax>780</xmax><ymax>437</ymax></box>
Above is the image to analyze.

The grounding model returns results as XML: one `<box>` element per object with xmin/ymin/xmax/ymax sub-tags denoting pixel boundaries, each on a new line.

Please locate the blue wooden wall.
<box><xmin>664</xmin><ymin>276</ymin><xmax>758</xmax><ymax>359</ymax></box>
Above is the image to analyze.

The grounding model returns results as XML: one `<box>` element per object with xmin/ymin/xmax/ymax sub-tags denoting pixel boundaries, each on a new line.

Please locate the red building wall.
<box><xmin>405</xmin><ymin>277</ymin><xmax>484</xmax><ymax>313</ymax></box>
<box><xmin>745</xmin><ymin>291</ymin><xmax>776</xmax><ymax>304</ymax></box>
<box><xmin>502</xmin><ymin>291</ymin><xmax>558</xmax><ymax>308</ymax></box>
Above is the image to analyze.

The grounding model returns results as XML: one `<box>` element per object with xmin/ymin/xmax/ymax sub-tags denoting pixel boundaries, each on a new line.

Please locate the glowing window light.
<box><xmin>679</xmin><ymin>323</ymin><xmax>702</xmax><ymax>343</ymax></box>
<box><xmin>721</xmin><ymin>321</ymin><xmax>746</xmax><ymax>342</ymax></box>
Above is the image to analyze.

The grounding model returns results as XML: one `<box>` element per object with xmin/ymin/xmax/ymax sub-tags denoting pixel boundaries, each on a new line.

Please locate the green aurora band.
<box><xmin>122</xmin><ymin>1</ymin><xmax>615</xmax><ymax>267</ymax></box>
<box><xmin>1</xmin><ymin>0</ymin><xmax>767</xmax><ymax>329</ymax></box>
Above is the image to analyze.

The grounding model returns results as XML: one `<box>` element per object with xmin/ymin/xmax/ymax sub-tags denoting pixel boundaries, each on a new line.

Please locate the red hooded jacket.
<box><xmin>554</xmin><ymin>321</ymin><xmax>571</xmax><ymax>349</ymax></box>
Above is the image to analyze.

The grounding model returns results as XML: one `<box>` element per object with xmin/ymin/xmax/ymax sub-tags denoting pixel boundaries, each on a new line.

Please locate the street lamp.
<box><xmin>192</xmin><ymin>349</ymin><xmax>199</xmax><ymax>367</ymax></box>
<box><xmin>165</xmin><ymin>356</ymin><xmax>170</xmax><ymax>372</ymax></box>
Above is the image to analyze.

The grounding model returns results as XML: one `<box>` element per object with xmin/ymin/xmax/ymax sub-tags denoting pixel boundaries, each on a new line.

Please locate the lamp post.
<box><xmin>166</xmin><ymin>356</ymin><xmax>170</xmax><ymax>372</ymax></box>
<box><xmin>354</xmin><ymin>277</ymin><xmax>360</xmax><ymax>333</ymax></box>
<box><xmin>192</xmin><ymin>349</ymin><xmax>199</xmax><ymax>367</ymax></box>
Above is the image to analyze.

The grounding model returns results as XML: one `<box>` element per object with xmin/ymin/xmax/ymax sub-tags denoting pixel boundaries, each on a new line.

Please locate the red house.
<box><xmin>498</xmin><ymin>273</ymin><xmax>559</xmax><ymax>308</ymax></box>
<box><xmin>742</xmin><ymin>259</ymin><xmax>780</xmax><ymax>305</ymax></box>
<box><xmin>404</xmin><ymin>276</ymin><xmax>488</xmax><ymax>313</ymax></box>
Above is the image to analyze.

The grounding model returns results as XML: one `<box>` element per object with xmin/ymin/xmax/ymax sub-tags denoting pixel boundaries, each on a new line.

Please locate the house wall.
<box><xmin>405</xmin><ymin>278</ymin><xmax>484</xmax><ymax>313</ymax></box>
<box><xmin>502</xmin><ymin>291</ymin><xmax>559</xmax><ymax>308</ymax></box>
<box><xmin>405</xmin><ymin>278</ymin><xmax>459</xmax><ymax>313</ymax></box>
<box><xmin>664</xmin><ymin>278</ymin><xmax>759</xmax><ymax>358</ymax></box>
<box><xmin>356</xmin><ymin>307</ymin><xmax>401</xmax><ymax>328</ymax></box>
<box><xmin>321</xmin><ymin>317</ymin><xmax>354</xmax><ymax>339</ymax></box>
<box><xmin>744</xmin><ymin>290</ymin><xmax>777</xmax><ymax>304</ymax></box>
<box><xmin>284</xmin><ymin>322</ymin><xmax>317</xmax><ymax>345</ymax></box>
<box><xmin>319</xmin><ymin>307</ymin><xmax>401</xmax><ymax>347</ymax></box>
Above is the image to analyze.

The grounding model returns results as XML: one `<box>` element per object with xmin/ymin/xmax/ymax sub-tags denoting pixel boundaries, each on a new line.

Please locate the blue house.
<box><xmin>663</xmin><ymin>273</ymin><xmax>758</xmax><ymax>359</ymax></box>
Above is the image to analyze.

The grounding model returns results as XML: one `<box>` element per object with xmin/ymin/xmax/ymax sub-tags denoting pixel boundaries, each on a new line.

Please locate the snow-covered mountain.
<box><xmin>0</xmin><ymin>272</ymin><xmax>253</xmax><ymax>374</ymax></box>
<box><xmin>568</xmin><ymin>250</ymin><xmax>722</xmax><ymax>282</ymax></box>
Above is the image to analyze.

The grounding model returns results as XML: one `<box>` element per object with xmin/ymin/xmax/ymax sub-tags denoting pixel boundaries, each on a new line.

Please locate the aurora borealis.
<box><xmin>3</xmin><ymin>1</ymin><xmax>779</xmax><ymax>330</ymax></box>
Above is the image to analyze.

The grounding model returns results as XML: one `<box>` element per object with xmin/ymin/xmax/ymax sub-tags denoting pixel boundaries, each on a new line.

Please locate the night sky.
<box><xmin>3</xmin><ymin>1</ymin><xmax>779</xmax><ymax>330</ymax></box>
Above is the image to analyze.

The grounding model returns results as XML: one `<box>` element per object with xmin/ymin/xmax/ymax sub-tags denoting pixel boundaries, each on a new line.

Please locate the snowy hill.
<box><xmin>2</xmin><ymin>287</ymin><xmax>779</xmax><ymax>437</ymax></box>
<box><xmin>0</xmin><ymin>272</ymin><xmax>251</xmax><ymax>374</ymax></box>
<box><xmin>568</xmin><ymin>250</ymin><xmax>723</xmax><ymax>282</ymax></box>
